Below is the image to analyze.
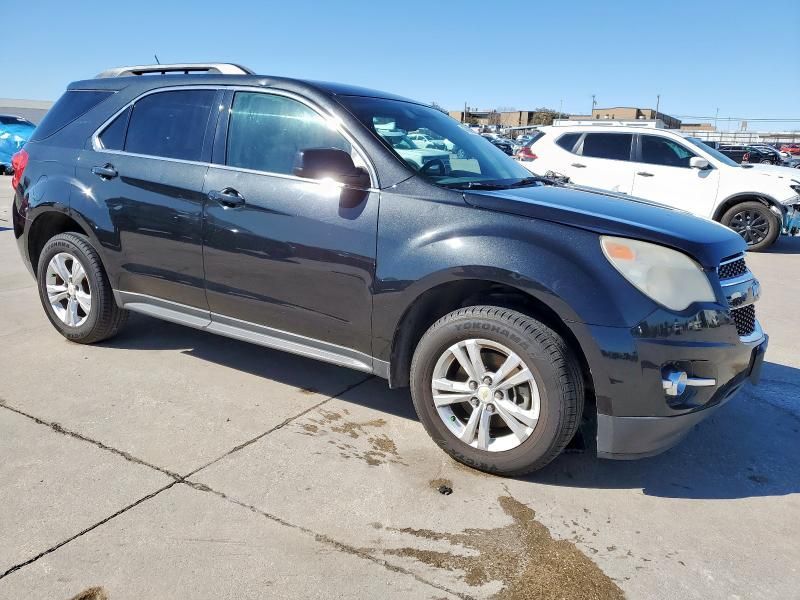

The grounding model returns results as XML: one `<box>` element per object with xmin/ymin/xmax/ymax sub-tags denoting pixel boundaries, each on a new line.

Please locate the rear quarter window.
<box><xmin>581</xmin><ymin>133</ymin><xmax>633</xmax><ymax>161</ymax></box>
<box><xmin>30</xmin><ymin>90</ymin><xmax>114</xmax><ymax>141</ymax></box>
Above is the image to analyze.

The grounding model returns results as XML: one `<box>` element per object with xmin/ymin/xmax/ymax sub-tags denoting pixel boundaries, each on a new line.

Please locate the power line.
<box><xmin>672</xmin><ymin>114</ymin><xmax>800</xmax><ymax>122</ymax></box>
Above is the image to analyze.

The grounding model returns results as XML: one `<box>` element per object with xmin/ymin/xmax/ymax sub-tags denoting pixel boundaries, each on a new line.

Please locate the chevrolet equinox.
<box><xmin>11</xmin><ymin>63</ymin><xmax>768</xmax><ymax>475</ymax></box>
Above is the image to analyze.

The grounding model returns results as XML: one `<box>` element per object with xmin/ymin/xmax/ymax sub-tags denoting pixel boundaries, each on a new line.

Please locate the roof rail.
<box><xmin>95</xmin><ymin>63</ymin><xmax>254</xmax><ymax>78</ymax></box>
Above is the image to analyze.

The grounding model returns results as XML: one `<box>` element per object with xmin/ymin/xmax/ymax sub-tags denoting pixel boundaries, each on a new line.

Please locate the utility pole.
<box><xmin>591</xmin><ymin>94</ymin><xmax>597</xmax><ymax>114</ymax></box>
<box><xmin>464</xmin><ymin>101</ymin><xmax>468</xmax><ymax>124</ymax></box>
<box><xmin>655</xmin><ymin>94</ymin><xmax>660</xmax><ymax>121</ymax></box>
<box><xmin>714</xmin><ymin>107</ymin><xmax>719</xmax><ymax>131</ymax></box>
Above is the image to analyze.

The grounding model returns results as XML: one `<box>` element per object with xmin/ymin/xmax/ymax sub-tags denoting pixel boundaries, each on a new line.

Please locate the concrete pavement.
<box><xmin>0</xmin><ymin>178</ymin><xmax>798</xmax><ymax>599</ymax></box>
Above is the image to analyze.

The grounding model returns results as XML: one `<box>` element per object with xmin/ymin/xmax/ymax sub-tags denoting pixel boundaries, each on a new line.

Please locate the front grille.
<box><xmin>732</xmin><ymin>304</ymin><xmax>756</xmax><ymax>336</ymax></box>
<box><xmin>719</xmin><ymin>256</ymin><xmax>747</xmax><ymax>280</ymax></box>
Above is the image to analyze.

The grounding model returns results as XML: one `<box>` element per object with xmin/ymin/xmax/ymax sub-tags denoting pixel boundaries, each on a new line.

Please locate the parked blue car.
<box><xmin>0</xmin><ymin>115</ymin><xmax>35</xmax><ymax>174</ymax></box>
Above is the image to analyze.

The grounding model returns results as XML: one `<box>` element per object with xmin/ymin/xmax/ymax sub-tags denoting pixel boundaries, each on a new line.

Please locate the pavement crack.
<box><xmin>0</xmin><ymin>399</ymin><xmax>183</xmax><ymax>481</ymax></box>
<box><xmin>0</xmin><ymin>481</ymin><xmax>178</xmax><ymax>581</ymax></box>
<box><xmin>180</xmin><ymin>480</ymin><xmax>473</xmax><ymax>600</ymax></box>
<box><xmin>182</xmin><ymin>375</ymin><xmax>374</xmax><ymax>479</ymax></box>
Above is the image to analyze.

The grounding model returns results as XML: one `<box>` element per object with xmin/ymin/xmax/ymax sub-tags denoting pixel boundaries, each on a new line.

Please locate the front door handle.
<box><xmin>637</xmin><ymin>171</ymin><xmax>655</xmax><ymax>177</ymax></box>
<box><xmin>208</xmin><ymin>188</ymin><xmax>246</xmax><ymax>208</ymax></box>
<box><xmin>91</xmin><ymin>164</ymin><xmax>118</xmax><ymax>179</ymax></box>
<box><xmin>571</xmin><ymin>162</ymin><xmax>587</xmax><ymax>168</ymax></box>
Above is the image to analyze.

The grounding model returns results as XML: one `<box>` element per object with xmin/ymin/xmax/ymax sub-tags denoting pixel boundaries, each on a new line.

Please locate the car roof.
<box><xmin>67</xmin><ymin>72</ymin><xmax>425</xmax><ymax>106</ymax></box>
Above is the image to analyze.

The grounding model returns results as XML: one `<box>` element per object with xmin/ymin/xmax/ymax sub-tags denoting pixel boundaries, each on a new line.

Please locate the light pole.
<box><xmin>655</xmin><ymin>94</ymin><xmax>660</xmax><ymax>122</ymax></box>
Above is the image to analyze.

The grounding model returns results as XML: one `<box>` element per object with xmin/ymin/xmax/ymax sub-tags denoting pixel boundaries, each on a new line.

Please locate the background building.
<box><xmin>0</xmin><ymin>98</ymin><xmax>53</xmax><ymax>124</ymax></box>
<box><xmin>568</xmin><ymin>106</ymin><xmax>681</xmax><ymax>129</ymax></box>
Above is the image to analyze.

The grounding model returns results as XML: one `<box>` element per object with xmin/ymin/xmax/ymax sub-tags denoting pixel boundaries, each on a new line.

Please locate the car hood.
<box><xmin>743</xmin><ymin>163</ymin><xmax>800</xmax><ymax>181</ymax></box>
<box><xmin>464</xmin><ymin>184</ymin><xmax>746</xmax><ymax>268</ymax></box>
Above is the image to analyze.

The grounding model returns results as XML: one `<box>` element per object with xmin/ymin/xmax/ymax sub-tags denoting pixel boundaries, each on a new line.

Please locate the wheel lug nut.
<box><xmin>486</xmin><ymin>403</ymin><xmax>495</xmax><ymax>414</ymax></box>
<box><xmin>494</xmin><ymin>391</ymin><xmax>503</xmax><ymax>400</ymax></box>
<box><xmin>470</xmin><ymin>397</ymin><xmax>479</xmax><ymax>407</ymax></box>
<box><xmin>469</xmin><ymin>380</ymin><xmax>478</xmax><ymax>391</ymax></box>
<box><xmin>482</xmin><ymin>376</ymin><xmax>492</xmax><ymax>385</ymax></box>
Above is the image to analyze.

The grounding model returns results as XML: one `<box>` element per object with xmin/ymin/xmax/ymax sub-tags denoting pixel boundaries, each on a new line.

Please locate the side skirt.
<box><xmin>114</xmin><ymin>290</ymin><xmax>388</xmax><ymax>377</ymax></box>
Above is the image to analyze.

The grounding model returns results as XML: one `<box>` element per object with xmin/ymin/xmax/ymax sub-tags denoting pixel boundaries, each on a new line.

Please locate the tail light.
<box><xmin>516</xmin><ymin>146</ymin><xmax>537</xmax><ymax>161</ymax></box>
<box><xmin>11</xmin><ymin>149</ymin><xmax>28</xmax><ymax>190</ymax></box>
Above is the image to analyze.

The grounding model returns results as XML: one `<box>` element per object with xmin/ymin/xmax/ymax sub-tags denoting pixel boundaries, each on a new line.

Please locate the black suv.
<box><xmin>12</xmin><ymin>64</ymin><xmax>767</xmax><ymax>475</ymax></box>
<box><xmin>719</xmin><ymin>144</ymin><xmax>780</xmax><ymax>164</ymax></box>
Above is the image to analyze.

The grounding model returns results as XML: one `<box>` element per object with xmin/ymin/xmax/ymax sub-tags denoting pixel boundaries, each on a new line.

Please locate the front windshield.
<box><xmin>686</xmin><ymin>137</ymin><xmax>740</xmax><ymax>168</ymax></box>
<box><xmin>340</xmin><ymin>96</ymin><xmax>533</xmax><ymax>188</ymax></box>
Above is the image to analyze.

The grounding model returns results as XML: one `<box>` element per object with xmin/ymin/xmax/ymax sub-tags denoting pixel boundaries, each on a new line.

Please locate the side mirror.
<box><xmin>689</xmin><ymin>157</ymin><xmax>710</xmax><ymax>170</ymax></box>
<box><xmin>294</xmin><ymin>148</ymin><xmax>370</xmax><ymax>188</ymax></box>
<box><xmin>293</xmin><ymin>148</ymin><xmax>370</xmax><ymax>208</ymax></box>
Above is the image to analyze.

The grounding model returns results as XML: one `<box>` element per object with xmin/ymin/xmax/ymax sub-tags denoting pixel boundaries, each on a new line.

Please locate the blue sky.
<box><xmin>3</xmin><ymin>0</ymin><xmax>799</xmax><ymax>130</ymax></box>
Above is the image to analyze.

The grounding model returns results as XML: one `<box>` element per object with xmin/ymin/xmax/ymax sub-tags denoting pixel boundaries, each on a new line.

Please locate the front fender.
<box><xmin>371</xmin><ymin>189</ymin><xmax>657</xmax><ymax>361</ymax></box>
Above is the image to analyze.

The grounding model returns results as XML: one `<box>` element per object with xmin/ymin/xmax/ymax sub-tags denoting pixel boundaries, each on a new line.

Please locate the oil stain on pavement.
<box><xmin>379</xmin><ymin>495</ymin><xmax>624</xmax><ymax>600</ymax></box>
<box><xmin>296</xmin><ymin>408</ymin><xmax>406</xmax><ymax>467</ymax></box>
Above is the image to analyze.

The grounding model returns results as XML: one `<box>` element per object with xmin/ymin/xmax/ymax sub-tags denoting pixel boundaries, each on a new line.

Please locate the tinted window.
<box><xmin>339</xmin><ymin>95</ymin><xmax>531</xmax><ymax>187</ymax></box>
<box><xmin>640</xmin><ymin>135</ymin><xmax>696</xmax><ymax>167</ymax></box>
<box><xmin>124</xmin><ymin>90</ymin><xmax>215</xmax><ymax>161</ymax></box>
<box><xmin>30</xmin><ymin>90</ymin><xmax>113</xmax><ymax>141</ymax></box>
<box><xmin>581</xmin><ymin>133</ymin><xmax>632</xmax><ymax>160</ymax></box>
<box><xmin>226</xmin><ymin>92</ymin><xmax>351</xmax><ymax>175</ymax></box>
<box><xmin>556</xmin><ymin>132</ymin><xmax>581</xmax><ymax>152</ymax></box>
<box><xmin>98</xmin><ymin>106</ymin><xmax>131</xmax><ymax>150</ymax></box>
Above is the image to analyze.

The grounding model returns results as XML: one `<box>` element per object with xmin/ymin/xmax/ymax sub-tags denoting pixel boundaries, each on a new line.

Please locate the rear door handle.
<box><xmin>208</xmin><ymin>187</ymin><xmax>246</xmax><ymax>208</ymax></box>
<box><xmin>571</xmin><ymin>163</ymin><xmax>587</xmax><ymax>168</ymax></box>
<box><xmin>91</xmin><ymin>164</ymin><xmax>118</xmax><ymax>179</ymax></box>
<box><xmin>637</xmin><ymin>171</ymin><xmax>654</xmax><ymax>177</ymax></box>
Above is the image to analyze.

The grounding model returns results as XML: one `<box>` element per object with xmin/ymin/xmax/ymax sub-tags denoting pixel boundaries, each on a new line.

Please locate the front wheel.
<box><xmin>720</xmin><ymin>201</ymin><xmax>780</xmax><ymax>252</ymax></box>
<box><xmin>36</xmin><ymin>232</ymin><xmax>128</xmax><ymax>343</ymax></box>
<box><xmin>410</xmin><ymin>306</ymin><xmax>583</xmax><ymax>476</ymax></box>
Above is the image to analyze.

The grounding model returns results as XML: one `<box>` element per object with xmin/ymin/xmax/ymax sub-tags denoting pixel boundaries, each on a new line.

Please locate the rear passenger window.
<box><xmin>124</xmin><ymin>90</ymin><xmax>216</xmax><ymax>161</ymax></box>
<box><xmin>556</xmin><ymin>133</ymin><xmax>581</xmax><ymax>152</ymax></box>
<box><xmin>226</xmin><ymin>92</ymin><xmax>351</xmax><ymax>175</ymax></box>
<box><xmin>98</xmin><ymin>106</ymin><xmax>131</xmax><ymax>150</ymax></box>
<box><xmin>581</xmin><ymin>133</ymin><xmax>632</xmax><ymax>161</ymax></box>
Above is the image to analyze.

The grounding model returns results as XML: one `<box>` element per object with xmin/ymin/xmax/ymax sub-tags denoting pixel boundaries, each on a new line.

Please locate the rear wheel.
<box><xmin>410</xmin><ymin>306</ymin><xmax>583</xmax><ymax>476</ymax></box>
<box><xmin>720</xmin><ymin>201</ymin><xmax>780</xmax><ymax>252</ymax></box>
<box><xmin>36</xmin><ymin>232</ymin><xmax>128</xmax><ymax>343</ymax></box>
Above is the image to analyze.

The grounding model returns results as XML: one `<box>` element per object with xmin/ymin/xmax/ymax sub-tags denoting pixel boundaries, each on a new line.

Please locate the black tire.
<box><xmin>720</xmin><ymin>201</ymin><xmax>780</xmax><ymax>252</ymax></box>
<box><xmin>410</xmin><ymin>306</ymin><xmax>583</xmax><ymax>476</ymax></box>
<box><xmin>36</xmin><ymin>232</ymin><xmax>128</xmax><ymax>343</ymax></box>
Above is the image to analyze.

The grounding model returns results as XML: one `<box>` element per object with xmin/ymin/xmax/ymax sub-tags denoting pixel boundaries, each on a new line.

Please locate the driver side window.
<box><xmin>640</xmin><ymin>135</ymin><xmax>696</xmax><ymax>168</ymax></box>
<box><xmin>226</xmin><ymin>92</ymin><xmax>352</xmax><ymax>176</ymax></box>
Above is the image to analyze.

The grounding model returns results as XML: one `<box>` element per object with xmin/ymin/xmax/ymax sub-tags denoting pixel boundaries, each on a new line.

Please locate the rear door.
<box><xmin>569</xmin><ymin>132</ymin><xmax>636</xmax><ymax>194</ymax></box>
<box><xmin>78</xmin><ymin>88</ymin><xmax>220</xmax><ymax>309</ymax></box>
<box><xmin>201</xmin><ymin>90</ymin><xmax>378</xmax><ymax>359</ymax></box>
<box><xmin>631</xmin><ymin>134</ymin><xmax>720</xmax><ymax>216</ymax></box>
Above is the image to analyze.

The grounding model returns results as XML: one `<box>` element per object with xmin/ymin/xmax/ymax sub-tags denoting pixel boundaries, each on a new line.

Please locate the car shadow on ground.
<box><xmin>763</xmin><ymin>235</ymin><xmax>800</xmax><ymax>254</ymax></box>
<box><xmin>103</xmin><ymin>314</ymin><xmax>799</xmax><ymax>500</ymax></box>
<box><xmin>529</xmin><ymin>360</ymin><xmax>800</xmax><ymax>500</ymax></box>
<box><xmin>99</xmin><ymin>313</ymin><xmax>418</xmax><ymax>421</ymax></box>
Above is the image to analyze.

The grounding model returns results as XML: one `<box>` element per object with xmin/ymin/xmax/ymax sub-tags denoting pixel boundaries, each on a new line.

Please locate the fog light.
<box><xmin>662</xmin><ymin>370</ymin><xmax>717</xmax><ymax>397</ymax></box>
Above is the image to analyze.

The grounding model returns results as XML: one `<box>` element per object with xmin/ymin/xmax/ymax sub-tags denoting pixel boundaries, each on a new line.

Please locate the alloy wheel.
<box><xmin>729</xmin><ymin>209</ymin><xmax>770</xmax><ymax>245</ymax></box>
<box><xmin>45</xmin><ymin>252</ymin><xmax>92</xmax><ymax>327</ymax></box>
<box><xmin>431</xmin><ymin>338</ymin><xmax>540</xmax><ymax>452</ymax></box>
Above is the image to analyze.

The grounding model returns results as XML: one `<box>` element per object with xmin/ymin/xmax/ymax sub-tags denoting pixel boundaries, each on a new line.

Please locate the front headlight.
<box><xmin>601</xmin><ymin>236</ymin><xmax>716</xmax><ymax>311</ymax></box>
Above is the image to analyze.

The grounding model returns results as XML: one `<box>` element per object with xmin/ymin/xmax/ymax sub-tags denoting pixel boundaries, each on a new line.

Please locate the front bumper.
<box><xmin>595</xmin><ymin>327</ymin><xmax>768</xmax><ymax>460</ymax></box>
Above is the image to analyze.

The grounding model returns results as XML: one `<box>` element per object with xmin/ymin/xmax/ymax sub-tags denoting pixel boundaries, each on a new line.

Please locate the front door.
<box><xmin>631</xmin><ymin>134</ymin><xmax>720</xmax><ymax>217</ymax></box>
<box><xmin>77</xmin><ymin>88</ymin><xmax>220</xmax><ymax>309</ymax></box>
<box><xmin>201</xmin><ymin>91</ymin><xmax>378</xmax><ymax>358</ymax></box>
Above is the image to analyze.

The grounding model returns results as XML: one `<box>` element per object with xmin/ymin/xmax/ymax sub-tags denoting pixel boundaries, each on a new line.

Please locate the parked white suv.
<box><xmin>520</xmin><ymin>125</ymin><xmax>800</xmax><ymax>251</ymax></box>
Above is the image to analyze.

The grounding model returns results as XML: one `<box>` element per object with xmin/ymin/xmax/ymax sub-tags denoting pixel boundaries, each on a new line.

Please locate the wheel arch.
<box><xmin>27</xmin><ymin>210</ymin><xmax>92</xmax><ymax>276</ymax></box>
<box><xmin>387</xmin><ymin>278</ymin><xmax>595</xmax><ymax>411</ymax></box>
<box><xmin>712</xmin><ymin>192</ymin><xmax>784</xmax><ymax>222</ymax></box>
